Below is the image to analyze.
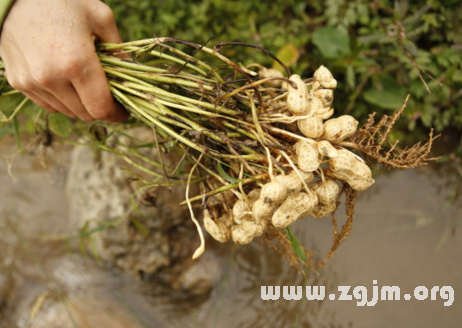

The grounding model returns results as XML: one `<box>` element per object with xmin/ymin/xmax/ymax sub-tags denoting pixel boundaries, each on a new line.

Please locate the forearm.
<box><xmin>0</xmin><ymin>0</ymin><xmax>15</xmax><ymax>34</ymax></box>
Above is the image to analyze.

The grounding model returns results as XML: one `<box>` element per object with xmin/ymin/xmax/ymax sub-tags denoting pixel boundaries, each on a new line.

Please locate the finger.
<box><xmin>90</xmin><ymin>3</ymin><xmax>123</xmax><ymax>44</ymax></box>
<box><xmin>46</xmin><ymin>83</ymin><xmax>95</xmax><ymax>122</ymax></box>
<box><xmin>72</xmin><ymin>51</ymin><xmax>129</xmax><ymax>122</ymax></box>
<box><xmin>90</xmin><ymin>3</ymin><xmax>130</xmax><ymax>60</ymax></box>
<box><xmin>21</xmin><ymin>91</ymin><xmax>58</xmax><ymax>114</ymax></box>
<box><xmin>4</xmin><ymin>63</ymin><xmax>79</xmax><ymax>119</ymax></box>
<box><xmin>35</xmin><ymin>89</ymin><xmax>78</xmax><ymax>119</ymax></box>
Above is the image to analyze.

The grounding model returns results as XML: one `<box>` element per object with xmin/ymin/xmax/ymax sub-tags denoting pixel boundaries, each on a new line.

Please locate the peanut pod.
<box><xmin>309</xmin><ymin>203</ymin><xmax>337</xmax><ymax>219</ymax></box>
<box><xmin>313</xmin><ymin>65</ymin><xmax>337</xmax><ymax>89</ymax></box>
<box><xmin>322</xmin><ymin>115</ymin><xmax>358</xmax><ymax>143</ymax></box>
<box><xmin>231</xmin><ymin>219</ymin><xmax>268</xmax><ymax>245</ymax></box>
<box><xmin>311</xmin><ymin>178</ymin><xmax>340</xmax><ymax>206</ymax></box>
<box><xmin>272</xmin><ymin>190</ymin><xmax>318</xmax><ymax>228</ymax></box>
<box><xmin>203</xmin><ymin>211</ymin><xmax>231</xmax><ymax>243</ymax></box>
<box><xmin>287</xmin><ymin>74</ymin><xmax>311</xmax><ymax>116</ymax></box>
<box><xmin>258</xmin><ymin>67</ymin><xmax>284</xmax><ymax>87</ymax></box>
<box><xmin>317</xmin><ymin>140</ymin><xmax>338</xmax><ymax>158</ymax></box>
<box><xmin>275</xmin><ymin>170</ymin><xmax>314</xmax><ymax>196</ymax></box>
<box><xmin>295</xmin><ymin>140</ymin><xmax>321</xmax><ymax>172</ymax></box>
<box><xmin>314</xmin><ymin>89</ymin><xmax>334</xmax><ymax>108</ymax></box>
<box><xmin>329</xmin><ymin>148</ymin><xmax>375</xmax><ymax>191</ymax></box>
<box><xmin>297</xmin><ymin>116</ymin><xmax>324</xmax><ymax>139</ymax></box>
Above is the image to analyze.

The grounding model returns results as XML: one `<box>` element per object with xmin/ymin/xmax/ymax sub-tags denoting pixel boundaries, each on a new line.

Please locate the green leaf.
<box><xmin>272</xmin><ymin>43</ymin><xmax>300</xmax><ymax>71</ymax></box>
<box><xmin>312</xmin><ymin>26</ymin><xmax>351</xmax><ymax>59</ymax></box>
<box><xmin>346</xmin><ymin>65</ymin><xmax>356</xmax><ymax>89</ymax></box>
<box><xmin>217</xmin><ymin>161</ymin><xmax>243</xmax><ymax>183</ymax></box>
<box><xmin>0</xmin><ymin>110</ymin><xmax>7</xmax><ymax>122</ymax></box>
<box><xmin>0</xmin><ymin>93</ymin><xmax>25</xmax><ymax>118</ymax></box>
<box><xmin>130</xmin><ymin>217</ymin><xmax>148</xmax><ymax>236</ymax></box>
<box><xmin>363</xmin><ymin>75</ymin><xmax>407</xmax><ymax>110</ymax></box>
<box><xmin>48</xmin><ymin>113</ymin><xmax>72</xmax><ymax>138</ymax></box>
<box><xmin>285</xmin><ymin>227</ymin><xmax>308</xmax><ymax>265</ymax></box>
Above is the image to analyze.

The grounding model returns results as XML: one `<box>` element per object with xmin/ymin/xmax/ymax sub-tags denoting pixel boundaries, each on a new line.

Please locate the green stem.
<box><xmin>111</xmin><ymin>87</ymin><xmax>208</xmax><ymax>154</ymax></box>
<box><xmin>147</xmin><ymin>48</ymin><xmax>210</xmax><ymax>77</ymax></box>
<box><xmin>120</xmin><ymin>80</ymin><xmax>239</xmax><ymax>116</ymax></box>
<box><xmin>99</xmin><ymin>54</ymin><xmax>165</xmax><ymax>73</ymax></box>
<box><xmin>107</xmin><ymin>65</ymin><xmax>215</xmax><ymax>91</ymax></box>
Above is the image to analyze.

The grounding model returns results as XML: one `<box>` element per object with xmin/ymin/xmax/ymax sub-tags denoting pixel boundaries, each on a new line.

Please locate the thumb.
<box><xmin>89</xmin><ymin>3</ymin><xmax>123</xmax><ymax>45</ymax></box>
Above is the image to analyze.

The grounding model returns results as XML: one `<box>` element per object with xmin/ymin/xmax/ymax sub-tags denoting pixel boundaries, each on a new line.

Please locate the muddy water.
<box><xmin>0</xmin><ymin>140</ymin><xmax>461</xmax><ymax>328</ymax></box>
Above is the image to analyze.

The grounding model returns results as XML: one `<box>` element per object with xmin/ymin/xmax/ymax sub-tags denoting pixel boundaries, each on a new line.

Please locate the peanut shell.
<box><xmin>232</xmin><ymin>199</ymin><xmax>250</xmax><ymax>224</ymax></box>
<box><xmin>314</xmin><ymin>89</ymin><xmax>334</xmax><ymax>108</ymax></box>
<box><xmin>295</xmin><ymin>140</ymin><xmax>321</xmax><ymax>172</ymax></box>
<box><xmin>275</xmin><ymin>170</ymin><xmax>313</xmax><ymax>195</ymax></box>
<box><xmin>260</xmin><ymin>180</ymin><xmax>287</xmax><ymax>205</ymax></box>
<box><xmin>322</xmin><ymin>115</ymin><xmax>358</xmax><ymax>143</ymax></box>
<box><xmin>203</xmin><ymin>211</ymin><xmax>231</xmax><ymax>243</ymax></box>
<box><xmin>298</xmin><ymin>116</ymin><xmax>324</xmax><ymax>139</ymax></box>
<box><xmin>309</xmin><ymin>203</ymin><xmax>337</xmax><ymax>218</ymax></box>
<box><xmin>252</xmin><ymin>198</ymin><xmax>277</xmax><ymax>221</ymax></box>
<box><xmin>272</xmin><ymin>191</ymin><xmax>318</xmax><ymax>228</ymax></box>
<box><xmin>315</xmin><ymin>108</ymin><xmax>334</xmax><ymax>120</ymax></box>
<box><xmin>317</xmin><ymin>140</ymin><xmax>338</xmax><ymax>158</ymax></box>
<box><xmin>258</xmin><ymin>67</ymin><xmax>284</xmax><ymax>87</ymax></box>
<box><xmin>329</xmin><ymin>149</ymin><xmax>375</xmax><ymax>191</ymax></box>
<box><xmin>287</xmin><ymin>74</ymin><xmax>311</xmax><ymax>116</ymax></box>
<box><xmin>311</xmin><ymin>178</ymin><xmax>340</xmax><ymax>206</ymax></box>
<box><xmin>231</xmin><ymin>220</ymin><xmax>268</xmax><ymax>245</ymax></box>
<box><xmin>313</xmin><ymin>66</ymin><xmax>337</xmax><ymax>89</ymax></box>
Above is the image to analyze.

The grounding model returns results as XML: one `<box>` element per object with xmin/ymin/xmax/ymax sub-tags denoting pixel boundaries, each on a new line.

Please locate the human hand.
<box><xmin>0</xmin><ymin>0</ymin><xmax>129</xmax><ymax>122</ymax></box>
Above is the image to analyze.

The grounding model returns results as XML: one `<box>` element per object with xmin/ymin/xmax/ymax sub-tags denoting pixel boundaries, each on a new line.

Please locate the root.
<box><xmin>348</xmin><ymin>95</ymin><xmax>440</xmax><ymax>169</ymax></box>
<box><xmin>319</xmin><ymin>185</ymin><xmax>358</xmax><ymax>267</ymax></box>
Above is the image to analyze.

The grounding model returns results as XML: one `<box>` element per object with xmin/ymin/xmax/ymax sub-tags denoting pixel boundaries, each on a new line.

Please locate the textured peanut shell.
<box><xmin>315</xmin><ymin>107</ymin><xmax>334</xmax><ymax>120</ymax></box>
<box><xmin>252</xmin><ymin>198</ymin><xmax>277</xmax><ymax>220</ymax></box>
<box><xmin>314</xmin><ymin>89</ymin><xmax>334</xmax><ymax>108</ymax></box>
<box><xmin>322</xmin><ymin>115</ymin><xmax>358</xmax><ymax>143</ymax></box>
<box><xmin>298</xmin><ymin>116</ymin><xmax>324</xmax><ymax>139</ymax></box>
<box><xmin>233</xmin><ymin>199</ymin><xmax>250</xmax><ymax>224</ymax></box>
<box><xmin>346</xmin><ymin>163</ymin><xmax>375</xmax><ymax>191</ymax></box>
<box><xmin>259</xmin><ymin>67</ymin><xmax>284</xmax><ymax>87</ymax></box>
<box><xmin>245</xmin><ymin>219</ymin><xmax>268</xmax><ymax>236</ymax></box>
<box><xmin>306</xmin><ymin>94</ymin><xmax>323</xmax><ymax>116</ymax></box>
<box><xmin>313</xmin><ymin>66</ymin><xmax>337</xmax><ymax>89</ymax></box>
<box><xmin>313</xmin><ymin>65</ymin><xmax>334</xmax><ymax>82</ymax></box>
<box><xmin>231</xmin><ymin>220</ymin><xmax>268</xmax><ymax>245</ymax></box>
<box><xmin>328</xmin><ymin>148</ymin><xmax>359</xmax><ymax>181</ymax></box>
<box><xmin>271</xmin><ymin>191</ymin><xmax>319</xmax><ymax>228</ymax></box>
<box><xmin>311</xmin><ymin>178</ymin><xmax>340</xmax><ymax>206</ymax></box>
<box><xmin>321</xmin><ymin>78</ymin><xmax>338</xmax><ymax>89</ymax></box>
<box><xmin>299</xmin><ymin>170</ymin><xmax>315</xmax><ymax>183</ymax></box>
<box><xmin>295</xmin><ymin>140</ymin><xmax>321</xmax><ymax>172</ymax></box>
<box><xmin>309</xmin><ymin>203</ymin><xmax>337</xmax><ymax>219</ymax></box>
<box><xmin>329</xmin><ymin>149</ymin><xmax>375</xmax><ymax>191</ymax></box>
<box><xmin>260</xmin><ymin>180</ymin><xmax>287</xmax><ymax>205</ymax></box>
<box><xmin>203</xmin><ymin>211</ymin><xmax>231</xmax><ymax>243</ymax></box>
<box><xmin>247</xmin><ymin>188</ymin><xmax>261</xmax><ymax>203</ymax></box>
<box><xmin>275</xmin><ymin>174</ymin><xmax>301</xmax><ymax>196</ymax></box>
<box><xmin>287</xmin><ymin>74</ymin><xmax>311</xmax><ymax>116</ymax></box>
<box><xmin>231</xmin><ymin>224</ymin><xmax>255</xmax><ymax>245</ymax></box>
<box><xmin>317</xmin><ymin>140</ymin><xmax>338</xmax><ymax>158</ymax></box>
<box><xmin>275</xmin><ymin>170</ymin><xmax>312</xmax><ymax>195</ymax></box>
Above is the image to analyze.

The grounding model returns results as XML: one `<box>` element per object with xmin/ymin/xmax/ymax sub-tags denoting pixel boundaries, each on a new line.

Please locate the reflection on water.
<box><xmin>1</xmin><ymin>140</ymin><xmax>461</xmax><ymax>328</ymax></box>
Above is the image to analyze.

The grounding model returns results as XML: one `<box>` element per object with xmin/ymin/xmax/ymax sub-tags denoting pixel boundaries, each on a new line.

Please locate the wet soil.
<box><xmin>1</xmin><ymin>138</ymin><xmax>461</xmax><ymax>328</ymax></box>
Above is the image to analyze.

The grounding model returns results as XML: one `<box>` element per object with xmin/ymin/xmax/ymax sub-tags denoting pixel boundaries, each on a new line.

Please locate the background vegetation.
<box><xmin>106</xmin><ymin>0</ymin><xmax>462</xmax><ymax>152</ymax></box>
<box><xmin>1</xmin><ymin>0</ymin><xmax>461</xmax><ymax>157</ymax></box>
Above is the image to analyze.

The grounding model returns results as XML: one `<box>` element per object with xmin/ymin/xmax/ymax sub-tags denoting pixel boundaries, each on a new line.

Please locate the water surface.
<box><xmin>1</xmin><ymin>141</ymin><xmax>460</xmax><ymax>328</ymax></box>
